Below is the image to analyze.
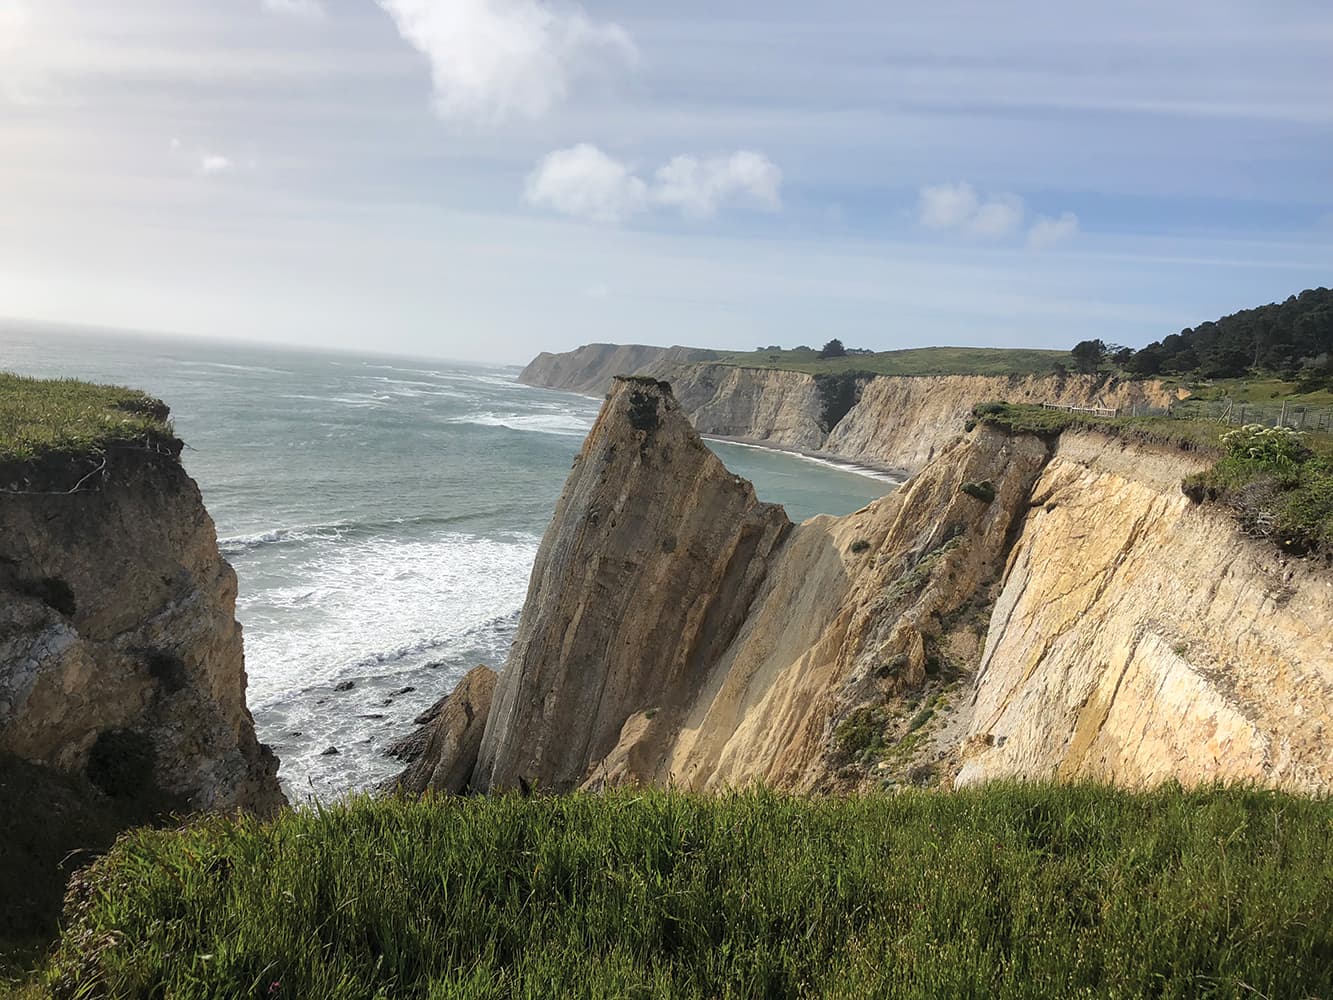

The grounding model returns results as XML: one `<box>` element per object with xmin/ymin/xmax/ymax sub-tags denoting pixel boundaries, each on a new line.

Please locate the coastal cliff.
<box><xmin>440</xmin><ymin>378</ymin><xmax>1332</xmax><ymax>796</ymax></box>
<box><xmin>0</xmin><ymin>443</ymin><xmax>283</xmax><ymax>815</ymax></box>
<box><xmin>519</xmin><ymin>344</ymin><xmax>1178</xmax><ymax>474</ymax></box>
<box><xmin>519</xmin><ymin>344</ymin><xmax>720</xmax><ymax>396</ymax></box>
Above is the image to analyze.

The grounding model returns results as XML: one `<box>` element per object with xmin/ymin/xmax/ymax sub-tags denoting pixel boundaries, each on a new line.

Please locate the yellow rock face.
<box><xmin>959</xmin><ymin>432</ymin><xmax>1333</xmax><ymax>793</ymax></box>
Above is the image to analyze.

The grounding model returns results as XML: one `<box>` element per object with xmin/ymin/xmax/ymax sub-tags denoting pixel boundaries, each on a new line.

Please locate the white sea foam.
<box><xmin>448</xmin><ymin>410</ymin><xmax>595</xmax><ymax>437</ymax></box>
<box><xmin>240</xmin><ymin>530</ymin><xmax>539</xmax><ymax>707</ymax></box>
<box><xmin>220</xmin><ymin>522</ymin><xmax>353</xmax><ymax>554</ymax></box>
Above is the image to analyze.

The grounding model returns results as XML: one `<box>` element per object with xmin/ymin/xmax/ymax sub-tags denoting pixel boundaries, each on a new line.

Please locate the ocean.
<box><xmin>2</xmin><ymin>323</ymin><xmax>897</xmax><ymax>798</ymax></box>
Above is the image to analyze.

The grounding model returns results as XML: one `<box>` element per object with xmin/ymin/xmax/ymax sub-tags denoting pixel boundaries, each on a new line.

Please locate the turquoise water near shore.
<box><xmin>2</xmin><ymin>323</ymin><xmax>895</xmax><ymax>796</ymax></box>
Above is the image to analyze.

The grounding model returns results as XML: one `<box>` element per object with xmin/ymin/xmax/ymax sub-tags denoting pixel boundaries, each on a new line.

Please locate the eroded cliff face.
<box><xmin>0</xmin><ymin>445</ymin><xmax>284</xmax><ymax>816</ymax></box>
<box><xmin>521</xmin><ymin>345</ymin><xmax>1178</xmax><ymax>475</ymax></box>
<box><xmin>473</xmin><ymin>377</ymin><xmax>791</xmax><ymax>793</ymax></box>
<box><xmin>466</xmin><ymin>380</ymin><xmax>1333</xmax><ymax>797</ymax></box>
<box><xmin>958</xmin><ymin>433</ymin><xmax>1333</xmax><ymax>792</ymax></box>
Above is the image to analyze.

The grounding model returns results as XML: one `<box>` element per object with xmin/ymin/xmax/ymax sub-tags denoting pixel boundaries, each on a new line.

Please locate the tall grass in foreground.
<box><xmin>43</xmin><ymin>784</ymin><xmax>1333</xmax><ymax>999</ymax></box>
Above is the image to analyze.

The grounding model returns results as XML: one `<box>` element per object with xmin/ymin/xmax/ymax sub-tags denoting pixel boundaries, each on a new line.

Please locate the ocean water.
<box><xmin>2</xmin><ymin>323</ymin><xmax>896</xmax><ymax>798</ymax></box>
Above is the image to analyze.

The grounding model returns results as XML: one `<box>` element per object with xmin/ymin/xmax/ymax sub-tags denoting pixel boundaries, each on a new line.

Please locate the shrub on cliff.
<box><xmin>1185</xmin><ymin>424</ymin><xmax>1333</xmax><ymax>552</ymax></box>
<box><xmin>38</xmin><ymin>785</ymin><xmax>1333</xmax><ymax>999</ymax></box>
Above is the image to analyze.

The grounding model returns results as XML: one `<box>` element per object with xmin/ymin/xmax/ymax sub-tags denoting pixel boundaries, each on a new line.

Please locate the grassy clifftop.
<box><xmin>713</xmin><ymin>346</ymin><xmax>1072</xmax><ymax>377</ymax></box>
<box><xmin>0</xmin><ymin>373</ymin><xmax>174</xmax><ymax>465</ymax></box>
<box><xmin>28</xmin><ymin>785</ymin><xmax>1333</xmax><ymax>999</ymax></box>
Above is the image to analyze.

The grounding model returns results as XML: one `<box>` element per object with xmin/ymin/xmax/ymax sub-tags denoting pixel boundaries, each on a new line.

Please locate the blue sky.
<box><xmin>1</xmin><ymin>0</ymin><xmax>1330</xmax><ymax>363</ymax></box>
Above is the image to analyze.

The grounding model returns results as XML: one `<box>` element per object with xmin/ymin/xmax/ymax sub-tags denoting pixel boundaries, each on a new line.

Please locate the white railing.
<box><xmin>1040</xmin><ymin>402</ymin><xmax>1119</xmax><ymax>418</ymax></box>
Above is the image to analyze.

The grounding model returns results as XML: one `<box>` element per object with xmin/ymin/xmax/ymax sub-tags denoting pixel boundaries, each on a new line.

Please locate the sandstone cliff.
<box><xmin>0</xmin><ymin>434</ymin><xmax>284</xmax><ymax>816</ymax></box>
<box><xmin>473</xmin><ymin>377</ymin><xmax>790</xmax><ymax>793</ymax></box>
<box><xmin>518</xmin><ymin>344</ymin><xmax>720</xmax><ymax>396</ymax></box>
<box><xmin>455</xmin><ymin>379</ymin><xmax>1333</xmax><ymax>797</ymax></box>
<box><xmin>520</xmin><ymin>345</ymin><xmax>1178</xmax><ymax>474</ymax></box>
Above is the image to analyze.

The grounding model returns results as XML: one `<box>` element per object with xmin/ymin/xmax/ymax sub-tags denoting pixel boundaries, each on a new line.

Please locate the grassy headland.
<box><xmin>31</xmin><ymin>785</ymin><xmax>1333</xmax><ymax>999</ymax></box>
<box><xmin>713</xmin><ymin>346</ymin><xmax>1072</xmax><ymax>377</ymax></box>
<box><xmin>0</xmin><ymin>373</ymin><xmax>173</xmax><ymax>465</ymax></box>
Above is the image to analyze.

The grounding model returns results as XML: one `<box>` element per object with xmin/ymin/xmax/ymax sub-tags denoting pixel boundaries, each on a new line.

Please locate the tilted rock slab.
<box><xmin>384</xmin><ymin>665</ymin><xmax>496</xmax><ymax>796</ymax></box>
<box><xmin>0</xmin><ymin>443</ymin><xmax>284</xmax><ymax>816</ymax></box>
<box><xmin>472</xmin><ymin>377</ymin><xmax>791</xmax><ymax>793</ymax></box>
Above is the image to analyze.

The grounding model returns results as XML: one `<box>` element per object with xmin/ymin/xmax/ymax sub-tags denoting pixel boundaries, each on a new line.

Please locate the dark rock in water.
<box><xmin>320</xmin><ymin>746</ymin><xmax>340</xmax><ymax>756</ymax></box>
<box><xmin>359</xmin><ymin>714</ymin><xmax>386</xmax><ymax>721</ymax></box>
<box><xmin>333</xmin><ymin>680</ymin><xmax>355</xmax><ymax>692</ymax></box>
<box><xmin>395</xmin><ymin>686</ymin><xmax>416</xmax><ymax>695</ymax></box>
<box><xmin>424</xmin><ymin>661</ymin><xmax>446</xmax><ymax>670</ymax></box>
<box><xmin>289</xmin><ymin>731</ymin><xmax>302</xmax><ymax>737</ymax></box>
<box><xmin>382</xmin><ymin>665</ymin><xmax>497</xmax><ymax>796</ymax></box>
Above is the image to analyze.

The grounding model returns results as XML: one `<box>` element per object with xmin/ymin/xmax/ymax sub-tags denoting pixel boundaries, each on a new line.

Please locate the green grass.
<box><xmin>1182</xmin><ymin>376</ymin><xmax>1333</xmax><ymax>408</ymax></box>
<box><xmin>712</xmin><ymin>346</ymin><xmax>1072</xmax><ymax>377</ymax></box>
<box><xmin>970</xmin><ymin>401</ymin><xmax>1231</xmax><ymax>454</ymax></box>
<box><xmin>0</xmin><ymin>372</ymin><xmax>173</xmax><ymax>464</ymax></box>
<box><xmin>34</xmin><ymin>785</ymin><xmax>1333</xmax><ymax>999</ymax></box>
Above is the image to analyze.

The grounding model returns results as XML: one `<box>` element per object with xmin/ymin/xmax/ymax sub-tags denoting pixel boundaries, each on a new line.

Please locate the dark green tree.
<box><xmin>1071</xmin><ymin>339</ymin><xmax>1106</xmax><ymax>373</ymax></box>
<box><xmin>817</xmin><ymin>339</ymin><xmax>847</xmax><ymax>359</ymax></box>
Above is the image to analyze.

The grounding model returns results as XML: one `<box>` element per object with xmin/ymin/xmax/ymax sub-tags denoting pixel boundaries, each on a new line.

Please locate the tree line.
<box><xmin>1073</xmin><ymin>287</ymin><xmax>1333</xmax><ymax>384</ymax></box>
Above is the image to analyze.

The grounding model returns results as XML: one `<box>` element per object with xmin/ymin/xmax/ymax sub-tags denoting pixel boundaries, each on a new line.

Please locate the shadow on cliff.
<box><xmin>0</xmin><ymin>753</ymin><xmax>188</xmax><ymax>970</ymax></box>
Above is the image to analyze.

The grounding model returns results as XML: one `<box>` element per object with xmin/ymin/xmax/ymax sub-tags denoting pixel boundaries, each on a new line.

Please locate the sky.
<box><xmin>1</xmin><ymin>0</ymin><xmax>1331</xmax><ymax>364</ymax></box>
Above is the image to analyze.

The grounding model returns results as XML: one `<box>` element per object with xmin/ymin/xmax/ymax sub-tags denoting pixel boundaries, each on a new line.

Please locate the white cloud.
<box><xmin>525</xmin><ymin>144</ymin><xmax>648</xmax><ymax>223</ymax></box>
<box><xmin>651</xmin><ymin>151</ymin><xmax>782</xmax><ymax>220</ymax></box>
<box><xmin>263</xmin><ymin>0</ymin><xmax>324</xmax><ymax>18</ymax></box>
<box><xmin>374</xmin><ymin>0</ymin><xmax>636</xmax><ymax>124</ymax></box>
<box><xmin>199</xmin><ymin>153</ymin><xmax>233</xmax><ymax>174</ymax></box>
<box><xmin>919</xmin><ymin>182</ymin><xmax>1025</xmax><ymax>240</ymax></box>
<box><xmin>526</xmin><ymin>145</ymin><xmax>783</xmax><ymax>225</ymax></box>
<box><xmin>966</xmin><ymin>194</ymin><xmax>1025</xmax><ymax>239</ymax></box>
<box><xmin>918</xmin><ymin>182</ymin><xmax>980</xmax><ymax>231</ymax></box>
<box><xmin>1028</xmin><ymin>211</ymin><xmax>1081</xmax><ymax>249</ymax></box>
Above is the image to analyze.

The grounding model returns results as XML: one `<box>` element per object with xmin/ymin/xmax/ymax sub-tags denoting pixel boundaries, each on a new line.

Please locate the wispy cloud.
<box><xmin>263</xmin><ymin>0</ymin><xmax>325</xmax><ymax>19</ymax></box>
<box><xmin>199</xmin><ymin>153</ymin><xmax>233</xmax><ymax>174</ymax></box>
<box><xmin>373</xmin><ymin>0</ymin><xmax>636</xmax><ymax>124</ymax></box>
<box><xmin>1028</xmin><ymin>212</ymin><xmax>1081</xmax><ymax>249</ymax></box>
<box><xmin>526</xmin><ymin>145</ymin><xmax>782</xmax><ymax>224</ymax></box>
